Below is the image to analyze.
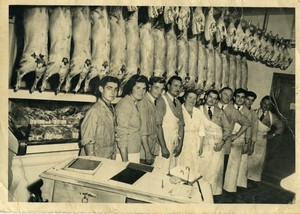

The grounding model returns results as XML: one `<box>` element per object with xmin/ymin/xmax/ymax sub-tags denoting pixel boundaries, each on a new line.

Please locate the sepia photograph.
<box><xmin>1</xmin><ymin>0</ymin><xmax>299</xmax><ymax>213</ymax></box>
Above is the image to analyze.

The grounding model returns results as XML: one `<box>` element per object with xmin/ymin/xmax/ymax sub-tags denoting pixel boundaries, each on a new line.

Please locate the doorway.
<box><xmin>262</xmin><ymin>73</ymin><xmax>295</xmax><ymax>185</ymax></box>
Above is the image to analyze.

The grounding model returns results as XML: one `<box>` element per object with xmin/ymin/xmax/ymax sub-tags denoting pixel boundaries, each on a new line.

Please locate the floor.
<box><xmin>214</xmin><ymin>127</ymin><xmax>296</xmax><ymax>204</ymax></box>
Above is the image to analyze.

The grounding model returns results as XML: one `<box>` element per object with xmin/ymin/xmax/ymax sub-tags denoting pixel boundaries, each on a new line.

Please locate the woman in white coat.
<box><xmin>179</xmin><ymin>90</ymin><xmax>205</xmax><ymax>179</ymax></box>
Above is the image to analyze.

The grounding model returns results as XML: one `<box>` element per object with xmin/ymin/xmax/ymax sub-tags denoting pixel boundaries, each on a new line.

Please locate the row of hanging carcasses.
<box><xmin>12</xmin><ymin>6</ymin><xmax>292</xmax><ymax>94</ymax></box>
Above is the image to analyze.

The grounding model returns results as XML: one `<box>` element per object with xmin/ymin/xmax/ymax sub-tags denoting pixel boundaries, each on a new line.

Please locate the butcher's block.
<box><xmin>40</xmin><ymin>156</ymin><xmax>213</xmax><ymax>203</ymax></box>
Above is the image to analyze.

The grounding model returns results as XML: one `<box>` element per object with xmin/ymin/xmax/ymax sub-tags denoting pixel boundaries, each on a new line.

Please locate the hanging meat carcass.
<box><xmin>228</xmin><ymin>54</ymin><xmax>237</xmax><ymax>91</ymax></box>
<box><xmin>272</xmin><ymin>38</ymin><xmax>285</xmax><ymax>67</ymax></box>
<box><xmin>122</xmin><ymin>8</ymin><xmax>139</xmax><ymax>84</ymax></box>
<box><xmin>214</xmin><ymin>44</ymin><xmax>223</xmax><ymax>90</ymax></box>
<box><xmin>235</xmin><ymin>55</ymin><xmax>242</xmax><ymax>89</ymax></box>
<box><xmin>226</xmin><ymin>17</ymin><xmax>236</xmax><ymax>48</ymax></box>
<box><xmin>83</xmin><ymin>7</ymin><xmax>110</xmax><ymax>93</ymax></box>
<box><xmin>232</xmin><ymin>18</ymin><xmax>246</xmax><ymax>52</ymax></box>
<box><xmin>196</xmin><ymin>40</ymin><xmax>207</xmax><ymax>90</ymax></box>
<box><xmin>153</xmin><ymin>16</ymin><xmax>166</xmax><ymax>77</ymax></box>
<box><xmin>176</xmin><ymin>7</ymin><xmax>190</xmax><ymax>83</ymax></box>
<box><xmin>255</xmin><ymin>31</ymin><xmax>268</xmax><ymax>61</ymax></box>
<box><xmin>109</xmin><ymin>7</ymin><xmax>126</xmax><ymax>80</ymax></box>
<box><xmin>148</xmin><ymin>6</ymin><xmax>164</xmax><ymax>19</ymax></box>
<box><xmin>191</xmin><ymin>7</ymin><xmax>205</xmax><ymax>35</ymax></box>
<box><xmin>186</xmin><ymin>7</ymin><xmax>203</xmax><ymax>89</ymax></box>
<box><xmin>14</xmin><ymin>7</ymin><xmax>49</xmax><ymax>92</ymax></box>
<box><xmin>262</xmin><ymin>32</ymin><xmax>275</xmax><ymax>62</ymax></box>
<box><xmin>165</xmin><ymin>7</ymin><xmax>179</xmax><ymax>80</ymax></box>
<box><xmin>221</xmin><ymin>53</ymin><xmax>230</xmax><ymax>88</ymax></box>
<box><xmin>248</xmin><ymin>25</ymin><xmax>261</xmax><ymax>60</ymax></box>
<box><xmin>204</xmin><ymin>41</ymin><xmax>215</xmax><ymax>90</ymax></box>
<box><xmin>215</xmin><ymin>8</ymin><xmax>227</xmax><ymax>44</ymax></box>
<box><xmin>241</xmin><ymin>56</ymin><xmax>248</xmax><ymax>90</ymax></box>
<box><xmin>40</xmin><ymin>7</ymin><xmax>72</xmax><ymax>94</ymax></box>
<box><xmin>242</xmin><ymin>21</ymin><xmax>253</xmax><ymax>53</ymax></box>
<box><xmin>204</xmin><ymin>7</ymin><xmax>216</xmax><ymax>43</ymax></box>
<box><xmin>267</xmin><ymin>35</ymin><xmax>281</xmax><ymax>66</ymax></box>
<box><xmin>279</xmin><ymin>42</ymin><xmax>293</xmax><ymax>70</ymax></box>
<box><xmin>140</xmin><ymin>15</ymin><xmax>154</xmax><ymax>78</ymax></box>
<box><xmin>127</xmin><ymin>6</ymin><xmax>138</xmax><ymax>12</ymax></box>
<box><xmin>64</xmin><ymin>7</ymin><xmax>91</xmax><ymax>93</ymax></box>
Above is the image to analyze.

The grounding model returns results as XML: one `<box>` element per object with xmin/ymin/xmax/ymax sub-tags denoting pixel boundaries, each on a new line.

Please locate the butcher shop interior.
<box><xmin>7</xmin><ymin>5</ymin><xmax>296</xmax><ymax>205</ymax></box>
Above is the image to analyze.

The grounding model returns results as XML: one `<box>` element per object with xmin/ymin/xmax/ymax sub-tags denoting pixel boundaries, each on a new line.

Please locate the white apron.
<box><xmin>199</xmin><ymin>106</ymin><xmax>224</xmax><ymax>195</ymax></box>
<box><xmin>153</xmin><ymin>95</ymin><xmax>179</xmax><ymax>175</ymax></box>
<box><xmin>223</xmin><ymin>123</ymin><xmax>245</xmax><ymax>192</ymax></box>
<box><xmin>247</xmin><ymin>111</ymin><xmax>272</xmax><ymax>181</ymax></box>
<box><xmin>179</xmin><ymin>106</ymin><xmax>203</xmax><ymax>178</ymax></box>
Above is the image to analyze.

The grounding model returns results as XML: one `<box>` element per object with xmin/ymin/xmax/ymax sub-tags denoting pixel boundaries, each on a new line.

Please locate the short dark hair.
<box><xmin>219</xmin><ymin>87</ymin><xmax>233</xmax><ymax>94</ymax></box>
<box><xmin>184</xmin><ymin>89</ymin><xmax>197</xmax><ymax>98</ymax></box>
<box><xmin>246</xmin><ymin>91</ymin><xmax>257</xmax><ymax>100</ymax></box>
<box><xmin>205</xmin><ymin>89</ymin><xmax>220</xmax><ymax>99</ymax></box>
<box><xmin>166</xmin><ymin>76</ymin><xmax>182</xmax><ymax>91</ymax></box>
<box><xmin>121</xmin><ymin>74</ymin><xmax>149</xmax><ymax>96</ymax></box>
<box><xmin>99</xmin><ymin>76</ymin><xmax>120</xmax><ymax>88</ymax></box>
<box><xmin>149</xmin><ymin>76</ymin><xmax>166</xmax><ymax>86</ymax></box>
<box><xmin>261</xmin><ymin>95</ymin><xmax>275</xmax><ymax>105</ymax></box>
<box><xmin>233</xmin><ymin>88</ymin><xmax>247</xmax><ymax>97</ymax></box>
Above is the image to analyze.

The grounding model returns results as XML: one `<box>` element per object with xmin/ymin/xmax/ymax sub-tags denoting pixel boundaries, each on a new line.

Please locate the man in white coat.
<box><xmin>154</xmin><ymin>76</ymin><xmax>185</xmax><ymax>175</ymax></box>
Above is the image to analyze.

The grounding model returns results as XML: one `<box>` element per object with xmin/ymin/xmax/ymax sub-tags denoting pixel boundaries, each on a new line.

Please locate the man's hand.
<box><xmin>248</xmin><ymin>142</ymin><xmax>255</xmax><ymax>156</ymax></box>
<box><xmin>173</xmin><ymin>145</ymin><xmax>182</xmax><ymax>157</ymax></box>
<box><xmin>145</xmin><ymin>153</ymin><xmax>154</xmax><ymax>165</ymax></box>
<box><xmin>231</xmin><ymin>134</ymin><xmax>238</xmax><ymax>142</ymax></box>
<box><xmin>242</xmin><ymin>143</ymin><xmax>248</xmax><ymax>154</ymax></box>
<box><xmin>161</xmin><ymin>146</ymin><xmax>170</xmax><ymax>159</ymax></box>
<box><xmin>198</xmin><ymin>146</ymin><xmax>203</xmax><ymax>156</ymax></box>
<box><xmin>214</xmin><ymin>140</ymin><xmax>224</xmax><ymax>152</ymax></box>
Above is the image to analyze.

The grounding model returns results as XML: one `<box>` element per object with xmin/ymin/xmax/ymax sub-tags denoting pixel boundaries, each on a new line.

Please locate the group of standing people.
<box><xmin>80</xmin><ymin>74</ymin><xmax>284</xmax><ymax>201</ymax></box>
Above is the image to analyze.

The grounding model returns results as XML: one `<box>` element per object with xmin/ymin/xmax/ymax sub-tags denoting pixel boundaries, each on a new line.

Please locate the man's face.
<box><xmin>234</xmin><ymin>92</ymin><xmax>246</xmax><ymax>106</ymax></box>
<box><xmin>205</xmin><ymin>92</ymin><xmax>218</xmax><ymax>106</ymax></box>
<box><xmin>261</xmin><ymin>98</ymin><xmax>272</xmax><ymax>111</ymax></box>
<box><xmin>168</xmin><ymin>79</ymin><xmax>182</xmax><ymax>97</ymax></box>
<box><xmin>100</xmin><ymin>82</ymin><xmax>119</xmax><ymax>103</ymax></box>
<box><xmin>245</xmin><ymin>96</ymin><xmax>255</xmax><ymax>109</ymax></box>
<box><xmin>220</xmin><ymin>89</ymin><xmax>233</xmax><ymax>104</ymax></box>
<box><xmin>150</xmin><ymin>82</ymin><xmax>165</xmax><ymax>99</ymax></box>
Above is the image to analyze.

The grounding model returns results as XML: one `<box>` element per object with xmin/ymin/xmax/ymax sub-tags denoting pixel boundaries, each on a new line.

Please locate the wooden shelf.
<box><xmin>8</xmin><ymin>89</ymin><xmax>97</xmax><ymax>103</ymax></box>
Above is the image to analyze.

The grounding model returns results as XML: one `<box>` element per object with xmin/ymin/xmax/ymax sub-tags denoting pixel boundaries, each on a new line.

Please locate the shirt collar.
<box><xmin>234</xmin><ymin>104</ymin><xmax>243</xmax><ymax>110</ymax></box>
<box><xmin>146</xmin><ymin>92</ymin><xmax>156</xmax><ymax>104</ymax></box>
<box><xmin>205</xmin><ymin>104</ymin><xmax>214</xmax><ymax>112</ymax></box>
<box><xmin>218</xmin><ymin>102</ymin><xmax>228</xmax><ymax>109</ymax></box>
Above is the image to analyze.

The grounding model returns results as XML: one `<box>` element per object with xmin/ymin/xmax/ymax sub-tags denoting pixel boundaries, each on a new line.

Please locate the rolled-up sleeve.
<box><xmin>244</xmin><ymin>111</ymin><xmax>252</xmax><ymax>139</ymax></box>
<box><xmin>137</xmin><ymin>100</ymin><xmax>149</xmax><ymax>136</ymax></box>
<box><xmin>251</xmin><ymin>111</ymin><xmax>259</xmax><ymax>142</ymax></box>
<box><xmin>81</xmin><ymin>109</ymin><xmax>97</xmax><ymax>146</ymax></box>
<box><xmin>236</xmin><ymin>111</ymin><xmax>251</xmax><ymax>127</ymax></box>
<box><xmin>115</xmin><ymin>99</ymin><xmax>131</xmax><ymax>148</ymax></box>
<box><xmin>221</xmin><ymin>111</ymin><xmax>231</xmax><ymax>140</ymax></box>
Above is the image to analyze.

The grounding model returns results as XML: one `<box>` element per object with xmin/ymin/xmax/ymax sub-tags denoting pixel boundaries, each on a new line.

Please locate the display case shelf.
<box><xmin>8</xmin><ymin>89</ymin><xmax>97</xmax><ymax>103</ymax></box>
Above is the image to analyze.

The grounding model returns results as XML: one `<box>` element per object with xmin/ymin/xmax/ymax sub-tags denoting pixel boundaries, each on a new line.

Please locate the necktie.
<box><xmin>154</xmin><ymin>99</ymin><xmax>157</xmax><ymax>106</ymax></box>
<box><xmin>173</xmin><ymin>98</ymin><xmax>177</xmax><ymax>107</ymax></box>
<box><xmin>237</xmin><ymin>106</ymin><xmax>240</xmax><ymax>111</ymax></box>
<box><xmin>208</xmin><ymin>106</ymin><xmax>213</xmax><ymax>120</ymax></box>
<box><xmin>259</xmin><ymin>110</ymin><xmax>265</xmax><ymax>121</ymax></box>
<box><xmin>108</xmin><ymin>104</ymin><xmax>114</xmax><ymax>115</ymax></box>
<box><xmin>221</xmin><ymin>105</ymin><xmax>224</xmax><ymax>110</ymax></box>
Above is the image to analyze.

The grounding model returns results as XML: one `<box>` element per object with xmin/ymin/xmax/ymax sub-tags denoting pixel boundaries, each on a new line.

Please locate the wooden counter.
<box><xmin>40</xmin><ymin>156</ymin><xmax>213</xmax><ymax>203</ymax></box>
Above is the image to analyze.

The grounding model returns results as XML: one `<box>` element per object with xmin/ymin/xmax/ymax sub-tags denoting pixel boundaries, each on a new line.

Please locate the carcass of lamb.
<box><xmin>221</xmin><ymin>53</ymin><xmax>230</xmax><ymax>88</ymax></box>
<box><xmin>228</xmin><ymin>54</ymin><xmax>237</xmax><ymax>91</ymax></box>
<box><xmin>64</xmin><ymin>7</ymin><xmax>91</xmax><ymax>93</ymax></box>
<box><xmin>165</xmin><ymin>7</ymin><xmax>179</xmax><ymax>80</ymax></box>
<box><xmin>235</xmin><ymin>55</ymin><xmax>242</xmax><ymax>89</ymax></box>
<box><xmin>226</xmin><ymin>17</ymin><xmax>236</xmax><ymax>48</ymax></box>
<box><xmin>40</xmin><ymin>7</ymin><xmax>72</xmax><ymax>93</ymax></box>
<box><xmin>191</xmin><ymin>7</ymin><xmax>205</xmax><ymax>35</ymax></box>
<box><xmin>241</xmin><ymin>56</ymin><xmax>248</xmax><ymax>90</ymax></box>
<box><xmin>109</xmin><ymin>7</ymin><xmax>126</xmax><ymax>80</ymax></box>
<box><xmin>196</xmin><ymin>40</ymin><xmax>207</xmax><ymax>90</ymax></box>
<box><xmin>83</xmin><ymin>6</ymin><xmax>110</xmax><ymax>92</ymax></box>
<box><xmin>215</xmin><ymin>8</ymin><xmax>227</xmax><ymax>43</ymax></box>
<box><xmin>204</xmin><ymin>41</ymin><xmax>215</xmax><ymax>90</ymax></box>
<box><xmin>214</xmin><ymin>44</ymin><xmax>223</xmax><ymax>90</ymax></box>
<box><xmin>176</xmin><ymin>7</ymin><xmax>190</xmax><ymax>83</ymax></box>
<box><xmin>123</xmin><ymin>8</ymin><xmax>140</xmax><ymax>84</ymax></box>
<box><xmin>14</xmin><ymin>7</ymin><xmax>49</xmax><ymax>92</ymax></box>
<box><xmin>153</xmin><ymin>16</ymin><xmax>166</xmax><ymax>77</ymax></box>
<box><xmin>204</xmin><ymin>7</ymin><xmax>216</xmax><ymax>43</ymax></box>
<box><xmin>140</xmin><ymin>19</ymin><xmax>154</xmax><ymax>78</ymax></box>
